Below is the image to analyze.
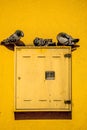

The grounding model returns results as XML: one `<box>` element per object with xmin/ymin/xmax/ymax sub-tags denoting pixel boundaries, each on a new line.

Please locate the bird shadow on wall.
<box><xmin>14</xmin><ymin>111</ymin><xmax>72</xmax><ymax>120</ymax></box>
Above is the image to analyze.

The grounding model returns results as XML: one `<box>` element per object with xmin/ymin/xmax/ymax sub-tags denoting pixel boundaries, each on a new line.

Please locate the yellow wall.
<box><xmin>0</xmin><ymin>0</ymin><xmax>87</xmax><ymax>130</ymax></box>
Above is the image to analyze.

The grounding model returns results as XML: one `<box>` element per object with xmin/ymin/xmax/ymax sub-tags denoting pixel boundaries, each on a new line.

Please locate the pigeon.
<box><xmin>1</xmin><ymin>30</ymin><xmax>25</xmax><ymax>50</ymax></box>
<box><xmin>33</xmin><ymin>37</ymin><xmax>56</xmax><ymax>46</ymax></box>
<box><xmin>57</xmin><ymin>32</ymin><xmax>79</xmax><ymax>46</ymax></box>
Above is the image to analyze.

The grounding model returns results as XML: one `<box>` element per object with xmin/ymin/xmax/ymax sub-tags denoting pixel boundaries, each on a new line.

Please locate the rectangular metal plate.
<box><xmin>15</xmin><ymin>46</ymin><xmax>71</xmax><ymax>111</ymax></box>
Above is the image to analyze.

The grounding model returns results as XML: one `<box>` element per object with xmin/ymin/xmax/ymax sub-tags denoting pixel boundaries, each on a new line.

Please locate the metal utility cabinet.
<box><xmin>14</xmin><ymin>46</ymin><xmax>71</xmax><ymax>111</ymax></box>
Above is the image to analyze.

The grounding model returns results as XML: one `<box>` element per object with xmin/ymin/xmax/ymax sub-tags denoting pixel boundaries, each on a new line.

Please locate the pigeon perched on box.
<box><xmin>56</xmin><ymin>32</ymin><xmax>80</xmax><ymax>51</ymax></box>
<box><xmin>33</xmin><ymin>37</ymin><xmax>56</xmax><ymax>46</ymax></box>
<box><xmin>57</xmin><ymin>32</ymin><xmax>79</xmax><ymax>46</ymax></box>
<box><xmin>1</xmin><ymin>30</ymin><xmax>25</xmax><ymax>50</ymax></box>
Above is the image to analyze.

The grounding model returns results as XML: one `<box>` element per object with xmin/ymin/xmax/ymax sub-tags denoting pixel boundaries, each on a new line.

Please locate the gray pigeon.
<box><xmin>1</xmin><ymin>30</ymin><xmax>24</xmax><ymax>45</ymax></box>
<box><xmin>1</xmin><ymin>30</ymin><xmax>25</xmax><ymax>50</ymax></box>
<box><xmin>57</xmin><ymin>32</ymin><xmax>79</xmax><ymax>46</ymax></box>
<box><xmin>33</xmin><ymin>37</ymin><xmax>56</xmax><ymax>46</ymax></box>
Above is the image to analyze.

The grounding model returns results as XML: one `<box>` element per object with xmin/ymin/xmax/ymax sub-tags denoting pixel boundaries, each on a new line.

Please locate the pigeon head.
<box><xmin>15</xmin><ymin>30</ymin><xmax>24</xmax><ymax>37</ymax></box>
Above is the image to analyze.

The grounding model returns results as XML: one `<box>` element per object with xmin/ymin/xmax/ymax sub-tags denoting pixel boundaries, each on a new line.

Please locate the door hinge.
<box><xmin>64</xmin><ymin>100</ymin><xmax>71</xmax><ymax>104</ymax></box>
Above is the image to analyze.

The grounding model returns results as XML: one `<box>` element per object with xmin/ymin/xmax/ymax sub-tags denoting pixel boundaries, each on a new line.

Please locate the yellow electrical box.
<box><xmin>14</xmin><ymin>46</ymin><xmax>71</xmax><ymax>111</ymax></box>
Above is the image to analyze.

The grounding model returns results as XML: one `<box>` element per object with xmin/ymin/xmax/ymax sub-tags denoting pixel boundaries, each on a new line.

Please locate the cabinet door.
<box><xmin>15</xmin><ymin>47</ymin><xmax>71</xmax><ymax>111</ymax></box>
